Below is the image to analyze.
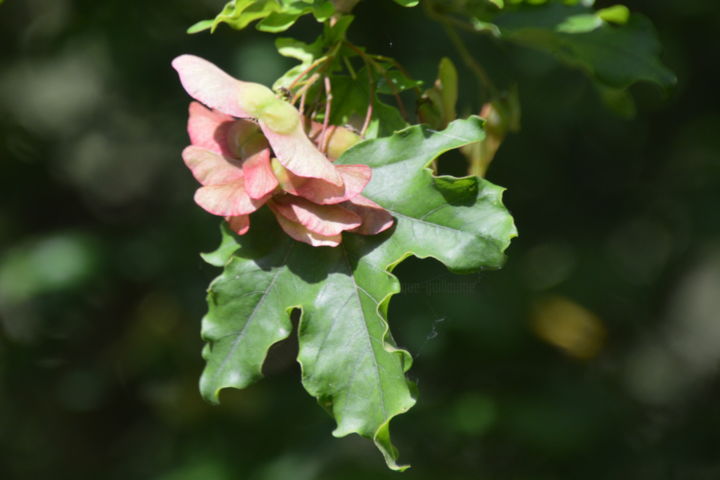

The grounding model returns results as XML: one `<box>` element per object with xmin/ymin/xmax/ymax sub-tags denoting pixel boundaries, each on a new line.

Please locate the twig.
<box><xmin>370</xmin><ymin>54</ymin><xmax>422</xmax><ymax>96</ymax></box>
<box><xmin>361</xmin><ymin>97</ymin><xmax>374</xmax><ymax>137</ymax></box>
<box><xmin>292</xmin><ymin>73</ymin><xmax>320</xmax><ymax>105</ymax></box>
<box><xmin>345</xmin><ymin>42</ymin><xmax>410</xmax><ymax>124</ymax></box>
<box><xmin>343</xmin><ymin>55</ymin><xmax>357</xmax><ymax>80</ymax></box>
<box><xmin>422</xmin><ymin>2</ymin><xmax>478</xmax><ymax>34</ymax></box>
<box><xmin>288</xmin><ymin>57</ymin><xmax>328</xmax><ymax>90</ymax></box>
<box><xmin>299</xmin><ymin>87</ymin><xmax>308</xmax><ymax>115</ymax></box>
<box><xmin>320</xmin><ymin>76</ymin><xmax>333</xmax><ymax>153</ymax></box>
<box><xmin>423</xmin><ymin>0</ymin><xmax>499</xmax><ymax>101</ymax></box>
<box><xmin>442</xmin><ymin>23</ymin><xmax>498</xmax><ymax>99</ymax></box>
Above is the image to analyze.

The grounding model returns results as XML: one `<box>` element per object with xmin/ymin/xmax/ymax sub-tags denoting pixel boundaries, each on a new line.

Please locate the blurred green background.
<box><xmin>2</xmin><ymin>0</ymin><xmax>720</xmax><ymax>478</ymax></box>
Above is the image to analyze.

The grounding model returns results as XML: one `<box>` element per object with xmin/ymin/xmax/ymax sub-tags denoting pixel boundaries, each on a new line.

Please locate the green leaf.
<box><xmin>324</xmin><ymin>14</ymin><xmax>354</xmax><ymax>43</ymax></box>
<box><xmin>198</xmin><ymin>0</ymin><xmax>330</xmax><ymax>34</ymax></box>
<box><xmin>376</xmin><ymin>69</ymin><xmax>423</xmax><ymax>95</ymax></box>
<box><xmin>211</xmin><ymin>0</ymin><xmax>278</xmax><ymax>32</ymax></box>
<box><xmin>495</xmin><ymin>4</ymin><xmax>676</xmax><ymax>89</ymax></box>
<box><xmin>418</xmin><ymin>57</ymin><xmax>458</xmax><ymax>129</ymax></box>
<box><xmin>273</xmin><ymin>36</ymin><xmax>324</xmax><ymax>89</ymax></box>
<box><xmin>186</xmin><ymin>19</ymin><xmax>215</xmax><ymax>34</ymax></box>
<box><xmin>256</xmin><ymin>11</ymin><xmax>304</xmax><ymax>32</ymax></box>
<box><xmin>393</xmin><ymin>0</ymin><xmax>419</xmax><ymax>6</ymax></box>
<box><xmin>597</xmin><ymin>4</ymin><xmax>629</xmax><ymax>24</ymax></box>
<box><xmin>555</xmin><ymin>13</ymin><xmax>601</xmax><ymax>33</ymax></box>
<box><xmin>200</xmin><ymin>117</ymin><xmax>516</xmax><ymax>470</ymax></box>
<box><xmin>330</xmin><ymin>72</ymin><xmax>408</xmax><ymax>138</ymax></box>
<box><xmin>337</xmin><ymin>117</ymin><xmax>516</xmax><ymax>271</ymax></box>
<box><xmin>272</xmin><ymin>18</ymin><xmax>353</xmax><ymax>90</ymax></box>
<box><xmin>312</xmin><ymin>0</ymin><xmax>335</xmax><ymax>21</ymax></box>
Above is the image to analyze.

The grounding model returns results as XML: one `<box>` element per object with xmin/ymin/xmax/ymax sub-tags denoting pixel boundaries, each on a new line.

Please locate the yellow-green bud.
<box><xmin>259</xmin><ymin>100</ymin><xmax>299</xmax><ymax>134</ymax></box>
<box><xmin>270</xmin><ymin>157</ymin><xmax>292</xmax><ymax>190</ymax></box>
<box><xmin>236</xmin><ymin>83</ymin><xmax>277</xmax><ymax>117</ymax></box>
<box><xmin>326</xmin><ymin>127</ymin><xmax>361</xmax><ymax>160</ymax></box>
<box><xmin>236</xmin><ymin>82</ymin><xmax>299</xmax><ymax>134</ymax></box>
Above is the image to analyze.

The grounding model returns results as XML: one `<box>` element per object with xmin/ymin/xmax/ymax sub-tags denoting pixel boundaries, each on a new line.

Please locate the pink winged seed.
<box><xmin>282</xmin><ymin>164</ymin><xmax>371</xmax><ymax>205</ymax></box>
<box><xmin>194</xmin><ymin>182</ymin><xmax>268</xmax><ymax>217</ymax></box>
<box><xmin>271</xmin><ymin>211</ymin><xmax>342</xmax><ymax>247</ymax></box>
<box><xmin>343</xmin><ymin>195</ymin><xmax>395</xmax><ymax>235</ymax></box>
<box><xmin>261</xmin><ymin>123</ymin><xmax>344</xmax><ymax>187</ymax></box>
<box><xmin>187</xmin><ymin>102</ymin><xmax>234</xmax><ymax>155</ymax></box>
<box><xmin>225</xmin><ymin>215</ymin><xmax>250</xmax><ymax>235</ymax></box>
<box><xmin>174</xmin><ymin>54</ymin><xmax>395</xmax><ymax>247</ymax></box>
<box><xmin>270</xmin><ymin>196</ymin><xmax>361</xmax><ymax>236</ymax></box>
<box><xmin>172</xmin><ymin>55</ymin><xmax>253</xmax><ymax>119</ymax></box>
<box><xmin>182</xmin><ymin>146</ymin><xmax>244</xmax><ymax>186</ymax></box>
<box><xmin>297</xmin><ymin>164</ymin><xmax>370</xmax><ymax>205</ymax></box>
<box><xmin>241</xmin><ymin>148</ymin><xmax>279</xmax><ymax>200</ymax></box>
<box><xmin>174</xmin><ymin>54</ymin><xmax>343</xmax><ymax>187</ymax></box>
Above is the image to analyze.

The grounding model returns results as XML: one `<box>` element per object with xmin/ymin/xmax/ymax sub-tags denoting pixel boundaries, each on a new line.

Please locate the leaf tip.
<box><xmin>186</xmin><ymin>19</ymin><xmax>214</xmax><ymax>34</ymax></box>
<box><xmin>199</xmin><ymin>379</ymin><xmax>223</xmax><ymax>405</ymax></box>
<box><xmin>373</xmin><ymin>418</ymin><xmax>413</xmax><ymax>471</ymax></box>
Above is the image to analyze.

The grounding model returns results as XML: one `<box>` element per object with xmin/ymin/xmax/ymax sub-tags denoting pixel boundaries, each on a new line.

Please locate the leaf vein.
<box><xmin>209</xmin><ymin>244</ymin><xmax>294</xmax><ymax>386</ymax></box>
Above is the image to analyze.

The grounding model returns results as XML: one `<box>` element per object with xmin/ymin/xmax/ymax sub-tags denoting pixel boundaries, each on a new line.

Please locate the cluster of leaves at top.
<box><xmin>178</xmin><ymin>0</ymin><xmax>674</xmax><ymax>470</ymax></box>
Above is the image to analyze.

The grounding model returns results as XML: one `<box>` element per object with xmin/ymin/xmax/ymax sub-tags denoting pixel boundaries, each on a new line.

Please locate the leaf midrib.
<box><xmin>208</xmin><ymin>244</ymin><xmax>295</xmax><ymax>387</ymax></box>
<box><xmin>340</xmin><ymin>245</ymin><xmax>389</xmax><ymax>421</ymax></box>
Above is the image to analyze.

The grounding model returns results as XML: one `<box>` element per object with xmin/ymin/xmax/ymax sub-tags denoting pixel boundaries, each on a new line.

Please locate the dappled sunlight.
<box><xmin>624</xmin><ymin>249</ymin><xmax>720</xmax><ymax>405</ymax></box>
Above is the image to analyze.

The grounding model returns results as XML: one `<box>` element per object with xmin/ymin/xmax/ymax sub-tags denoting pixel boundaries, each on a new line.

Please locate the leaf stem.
<box><xmin>423</xmin><ymin>1</ymin><xmax>498</xmax><ymax>101</ymax></box>
<box><xmin>288</xmin><ymin>56</ymin><xmax>329</xmax><ymax>91</ymax></box>
<box><xmin>320</xmin><ymin>76</ymin><xmax>333</xmax><ymax>153</ymax></box>
<box><xmin>343</xmin><ymin>55</ymin><xmax>357</xmax><ymax>80</ymax></box>
<box><xmin>343</xmin><ymin>43</ymin><xmax>375</xmax><ymax>136</ymax></box>
<box><xmin>443</xmin><ymin>24</ymin><xmax>498</xmax><ymax>101</ymax></box>
<box><xmin>345</xmin><ymin>42</ymin><xmax>411</xmax><ymax>124</ymax></box>
<box><xmin>292</xmin><ymin>73</ymin><xmax>320</xmax><ymax>106</ymax></box>
<box><xmin>369</xmin><ymin>54</ymin><xmax>422</xmax><ymax>96</ymax></box>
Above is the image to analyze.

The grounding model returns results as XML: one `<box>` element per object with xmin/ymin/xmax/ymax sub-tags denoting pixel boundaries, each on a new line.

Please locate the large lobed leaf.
<box><xmin>199</xmin><ymin>117</ymin><xmax>517</xmax><ymax>470</ymax></box>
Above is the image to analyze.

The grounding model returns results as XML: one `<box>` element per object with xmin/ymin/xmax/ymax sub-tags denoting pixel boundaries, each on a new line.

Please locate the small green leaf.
<box><xmin>471</xmin><ymin>18</ymin><xmax>502</xmax><ymax>36</ymax></box>
<box><xmin>393</xmin><ymin>0</ymin><xmax>420</xmax><ymax>6</ymax></box>
<box><xmin>186</xmin><ymin>19</ymin><xmax>214</xmax><ymax>34</ymax></box>
<box><xmin>438</xmin><ymin>57</ymin><xmax>458</xmax><ymax>124</ymax></box>
<box><xmin>556</xmin><ymin>13</ymin><xmax>602</xmax><ymax>33</ymax></box>
<box><xmin>276</xmin><ymin>37</ymin><xmax>320</xmax><ymax>65</ymax></box>
<box><xmin>312</xmin><ymin>0</ymin><xmax>335</xmax><ymax>21</ymax></box>
<box><xmin>418</xmin><ymin>57</ymin><xmax>458</xmax><ymax>129</ymax></box>
<box><xmin>325</xmin><ymin>14</ymin><xmax>354</xmax><ymax>43</ymax></box>
<box><xmin>273</xmin><ymin>36</ymin><xmax>324</xmax><ymax>89</ymax></box>
<box><xmin>207</xmin><ymin>0</ymin><xmax>278</xmax><ymax>32</ymax></box>
<box><xmin>597</xmin><ymin>4</ymin><xmax>630</xmax><ymax>24</ymax></box>
<box><xmin>200</xmin><ymin>117</ymin><xmax>516</xmax><ymax>470</ymax></box>
<box><xmin>376</xmin><ymin>69</ymin><xmax>423</xmax><ymax>95</ymax></box>
<box><xmin>257</xmin><ymin>11</ymin><xmax>304</xmax><ymax>32</ymax></box>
